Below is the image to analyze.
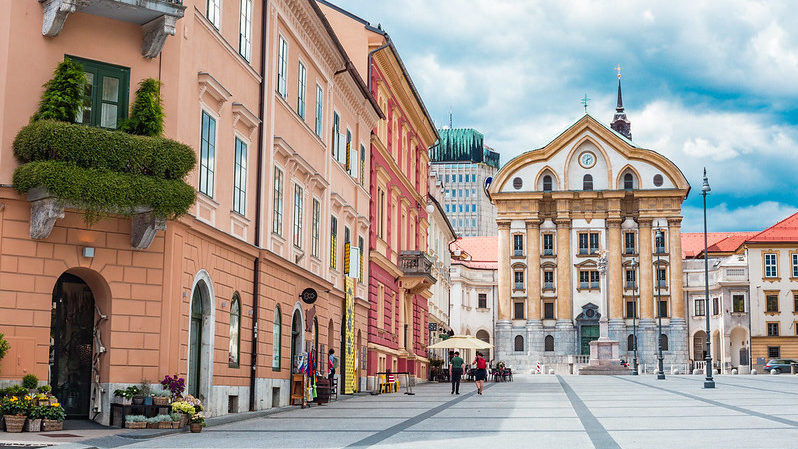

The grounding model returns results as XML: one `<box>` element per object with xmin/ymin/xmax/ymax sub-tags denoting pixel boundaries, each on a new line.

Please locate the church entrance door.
<box><xmin>580</xmin><ymin>325</ymin><xmax>599</xmax><ymax>355</ymax></box>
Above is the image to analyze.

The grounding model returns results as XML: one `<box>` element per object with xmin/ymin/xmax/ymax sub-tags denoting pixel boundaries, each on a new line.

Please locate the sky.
<box><xmin>328</xmin><ymin>0</ymin><xmax>798</xmax><ymax>233</ymax></box>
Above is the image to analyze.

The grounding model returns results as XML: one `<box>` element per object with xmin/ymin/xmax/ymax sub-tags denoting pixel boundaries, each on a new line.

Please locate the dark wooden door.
<box><xmin>188</xmin><ymin>288</ymin><xmax>203</xmax><ymax>398</ymax></box>
<box><xmin>580</xmin><ymin>325</ymin><xmax>599</xmax><ymax>355</ymax></box>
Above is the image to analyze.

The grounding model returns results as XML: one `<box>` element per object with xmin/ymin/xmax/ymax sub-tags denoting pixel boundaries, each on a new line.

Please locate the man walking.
<box><xmin>449</xmin><ymin>351</ymin><xmax>464</xmax><ymax>394</ymax></box>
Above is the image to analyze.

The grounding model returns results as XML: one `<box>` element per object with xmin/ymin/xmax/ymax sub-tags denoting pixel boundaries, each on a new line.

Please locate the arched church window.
<box><xmin>514</xmin><ymin>335</ymin><xmax>524</xmax><ymax>352</ymax></box>
<box><xmin>660</xmin><ymin>334</ymin><xmax>669</xmax><ymax>351</ymax></box>
<box><xmin>624</xmin><ymin>173</ymin><xmax>634</xmax><ymax>190</ymax></box>
<box><xmin>583</xmin><ymin>174</ymin><xmax>593</xmax><ymax>191</ymax></box>
<box><xmin>544</xmin><ymin>335</ymin><xmax>554</xmax><ymax>352</ymax></box>
<box><xmin>543</xmin><ymin>175</ymin><xmax>552</xmax><ymax>192</ymax></box>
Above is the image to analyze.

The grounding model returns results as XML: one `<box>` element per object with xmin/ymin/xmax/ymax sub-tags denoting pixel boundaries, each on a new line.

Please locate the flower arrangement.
<box><xmin>170</xmin><ymin>401</ymin><xmax>195</xmax><ymax>415</ymax></box>
<box><xmin>42</xmin><ymin>402</ymin><xmax>66</xmax><ymax>422</ymax></box>
<box><xmin>28</xmin><ymin>404</ymin><xmax>46</xmax><ymax>419</ymax></box>
<box><xmin>160</xmin><ymin>375</ymin><xmax>185</xmax><ymax>398</ymax></box>
<box><xmin>183</xmin><ymin>394</ymin><xmax>203</xmax><ymax>412</ymax></box>
<box><xmin>22</xmin><ymin>374</ymin><xmax>39</xmax><ymax>390</ymax></box>
<box><xmin>2</xmin><ymin>395</ymin><xmax>32</xmax><ymax>416</ymax></box>
<box><xmin>190</xmin><ymin>412</ymin><xmax>206</xmax><ymax>426</ymax></box>
<box><xmin>37</xmin><ymin>385</ymin><xmax>51</xmax><ymax>395</ymax></box>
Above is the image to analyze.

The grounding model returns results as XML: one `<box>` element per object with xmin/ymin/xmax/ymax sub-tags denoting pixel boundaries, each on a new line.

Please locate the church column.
<box><xmin>638</xmin><ymin>219</ymin><xmax>654</xmax><ymax>319</ymax></box>
<box><xmin>668</xmin><ymin>218</ymin><xmax>684</xmax><ymax>319</ymax></box>
<box><xmin>526</xmin><ymin>220</ymin><xmax>541</xmax><ymax>320</ymax></box>
<box><xmin>555</xmin><ymin>220</ymin><xmax>572</xmax><ymax>320</ymax></box>
<box><xmin>607</xmin><ymin>218</ymin><xmax>623</xmax><ymax>320</ymax></box>
<box><xmin>497</xmin><ymin>222</ymin><xmax>511</xmax><ymax>321</ymax></box>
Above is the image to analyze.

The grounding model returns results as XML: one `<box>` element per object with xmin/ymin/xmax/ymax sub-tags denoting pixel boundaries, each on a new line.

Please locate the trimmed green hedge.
<box><xmin>14</xmin><ymin>120</ymin><xmax>195</xmax><ymax>180</ymax></box>
<box><xmin>13</xmin><ymin>161</ymin><xmax>195</xmax><ymax>222</ymax></box>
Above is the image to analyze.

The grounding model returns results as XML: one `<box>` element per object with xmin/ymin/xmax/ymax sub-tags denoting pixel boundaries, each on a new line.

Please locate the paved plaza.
<box><xmin>31</xmin><ymin>374</ymin><xmax>796</xmax><ymax>449</ymax></box>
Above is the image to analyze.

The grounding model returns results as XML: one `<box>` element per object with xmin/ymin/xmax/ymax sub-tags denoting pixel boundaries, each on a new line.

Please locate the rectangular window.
<box><xmin>206</xmin><ymin>0</ymin><xmax>221</xmax><ymax>29</ymax></box>
<box><xmin>513</xmin><ymin>235</ymin><xmax>524</xmax><ymax>256</ymax></box>
<box><xmin>72</xmin><ymin>57</ymin><xmax>130</xmax><ymax>129</ymax></box>
<box><xmin>513</xmin><ymin>302</ymin><xmax>524</xmax><ymax>320</ymax></box>
<box><xmin>625</xmin><ymin>232</ymin><xmax>635</xmax><ymax>254</ymax></box>
<box><xmin>657</xmin><ymin>268</ymin><xmax>667</xmax><ymax>288</ymax></box>
<box><xmin>655</xmin><ymin>232</ymin><xmax>666</xmax><ymax>254</ymax></box>
<box><xmin>360</xmin><ymin>144</ymin><xmax>366</xmax><ymax>187</ymax></box>
<box><xmin>343</xmin><ymin>226</ymin><xmax>351</xmax><ymax>275</ymax></box>
<box><xmin>272</xmin><ymin>168</ymin><xmax>283</xmax><ymax>235</ymax></box>
<box><xmin>767</xmin><ymin>322</ymin><xmax>779</xmax><ymax>337</ymax></box>
<box><xmin>625</xmin><ymin>269</ymin><xmax>636</xmax><ymax>289</ymax></box>
<box><xmin>513</xmin><ymin>271</ymin><xmax>524</xmax><ymax>290</ymax></box>
<box><xmin>766</xmin><ymin>294</ymin><xmax>779</xmax><ymax>313</ymax></box>
<box><xmin>626</xmin><ymin>299</ymin><xmax>637</xmax><ymax>318</ymax></box>
<box><xmin>765</xmin><ymin>253</ymin><xmax>778</xmax><ymax>278</ymax></box>
<box><xmin>589</xmin><ymin>233</ymin><xmax>599</xmax><ymax>254</ymax></box>
<box><xmin>238</xmin><ymin>0</ymin><xmax>252</xmax><ymax>61</ymax></box>
<box><xmin>578</xmin><ymin>232</ymin><xmax>599</xmax><ymax>254</ymax></box>
<box><xmin>199</xmin><ymin>111</ymin><xmax>216</xmax><ymax>197</ymax></box>
<box><xmin>733</xmin><ymin>294</ymin><xmax>745</xmax><ymax>313</ymax></box>
<box><xmin>358</xmin><ymin>236</ymin><xmax>364</xmax><ymax>281</ymax></box>
<box><xmin>591</xmin><ymin>270</ymin><xmax>599</xmax><ymax>288</ymax></box>
<box><xmin>659</xmin><ymin>299</ymin><xmax>668</xmax><ymax>318</ymax></box>
<box><xmin>478</xmin><ymin>293</ymin><xmax>487</xmax><ymax>309</ymax></box>
<box><xmin>712</xmin><ymin>297</ymin><xmax>719</xmax><ymax>315</ymax></box>
<box><xmin>695</xmin><ymin>298</ymin><xmax>705</xmax><ymax>316</ymax></box>
<box><xmin>794</xmin><ymin>294</ymin><xmax>798</xmax><ymax>313</ymax></box>
<box><xmin>315</xmin><ymin>85</ymin><xmax>323</xmax><ymax>137</ymax></box>
<box><xmin>793</xmin><ymin>254</ymin><xmax>798</xmax><ymax>278</ymax></box>
<box><xmin>329</xmin><ymin>216</ymin><xmax>337</xmax><ymax>269</ymax></box>
<box><xmin>277</xmin><ymin>36</ymin><xmax>287</xmax><ymax>98</ymax></box>
<box><xmin>544</xmin><ymin>302</ymin><xmax>554</xmax><ymax>319</ymax></box>
<box><xmin>768</xmin><ymin>346</ymin><xmax>781</xmax><ymax>358</ymax></box>
<box><xmin>293</xmin><ymin>184</ymin><xmax>303</xmax><ymax>248</ymax></box>
<box><xmin>345</xmin><ymin>129</ymin><xmax>353</xmax><ymax>174</ymax></box>
<box><xmin>459</xmin><ymin>174</ymin><xmax>463</xmax><ymax>183</ymax></box>
<box><xmin>543</xmin><ymin>234</ymin><xmax>554</xmax><ymax>255</ymax></box>
<box><xmin>233</xmin><ymin>137</ymin><xmax>247</xmax><ymax>215</ymax></box>
<box><xmin>579</xmin><ymin>270</ymin><xmax>599</xmax><ymax>289</ymax></box>
<box><xmin>297</xmin><ymin>62</ymin><xmax>306</xmax><ymax>119</ymax></box>
<box><xmin>332</xmin><ymin>111</ymin><xmax>340</xmax><ymax>160</ymax></box>
<box><xmin>311</xmin><ymin>199</ymin><xmax>320</xmax><ymax>258</ymax></box>
<box><xmin>543</xmin><ymin>271</ymin><xmax>554</xmax><ymax>289</ymax></box>
<box><xmin>377</xmin><ymin>284</ymin><xmax>385</xmax><ymax>329</ymax></box>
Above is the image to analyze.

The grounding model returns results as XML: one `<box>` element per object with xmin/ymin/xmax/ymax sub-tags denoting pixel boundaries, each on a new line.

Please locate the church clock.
<box><xmin>579</xmin><ymin>151</ymin><xmax>596</xmax><ymax>169</ymax></box>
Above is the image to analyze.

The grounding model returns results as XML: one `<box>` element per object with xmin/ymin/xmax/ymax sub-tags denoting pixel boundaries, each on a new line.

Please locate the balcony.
<box><xmin>513</xmin><ymin>282</ymin><xmax>524</xmax><ymax>290</ymax></box>
<box><xmin>626</xmin><ymin>281</ymin><xmax>636</xmax><ymax>290</ymax></box>
<box><xmin>543</xmin><ymin>248</ymin><xmax>553</xmax><ymax>256</ymax></box>
<box><xmin>513</xmin><ymin>249</ymin><xmax>524</xmax><ymax>257</ymax></box>
<box><xmin>398</xmin><ymin>251</ymin><xmax>436</xmax><ymax>292</ymax></box>
<box><xmin>40</xmin><ymin>0</ymin><xmax>186</xmax><ymax>58</ymax></box>
<box><xmin>543</xmin><ymin>282</ymin><xmax>554</xmax><ymax>290</ymax></box>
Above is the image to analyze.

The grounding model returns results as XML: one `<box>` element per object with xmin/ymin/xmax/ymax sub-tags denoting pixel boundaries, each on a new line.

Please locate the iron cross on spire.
<box><xmin>615</xmin><ymin>64</ymin><xmax>623</xmax><ymax>79</ymax></box>
<box><xmin>581</xmin><ymin>93</ymin><xmax>590</xmax><ymax>113</ymax></box>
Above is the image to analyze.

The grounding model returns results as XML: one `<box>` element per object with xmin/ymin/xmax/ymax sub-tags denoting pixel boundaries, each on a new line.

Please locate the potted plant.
<box><xmin>127</xmin><ymin>386</ymin><xmax>144</xmax><ymax>405</ymax></box>
<box><xmin>113</xmin><ymin>387</ymin><xmax>137</xmax><ymax>405</ymax></box>
<box><xmin>41</xmin><ymin>402</ymin><xmax>66</xmax><ymax>431</ymax></box>
<box><xmin>124</xmin><ymin>414</ymin><xmax>147</xmax><ymax>429</ymax></box>
<box><xmin>160</xmin><ymin>374</ymin><xmax>185</xmax><ymax>400</ymax></box>
<box><xmin>170</xmin><ymin>400</ymin><xmax>195</xmax><ymax>428</ymax></box>
<box><xmin>145</xmin><ymin>414</ymin><xmax>174</xmax><ymax>429</ymax></box>
<box><xmin>152</xmin><ymin>389</ymin><xmax>171</xmax><ymax>407</ymax></box>
<box><xmin>2</xmin><ymin>395</ymin><xmax>31</xmax><ymax>433</ymax></box>
<box><xmin>169</xmin><ymin>412</ymin><xmax>182</xmax><ymax>428</ymax></box>
<box><xmin>24</xmin><ymin>404</ymin><xmax>44</xmax><ymax>432</ymax></box>
<box><xmin>137</xmin><ymin>380</ymin><xmax>152</xmax><ymax>406</ymax></box>
<box><xmin>22</xmin><ymin>374</ymin><xmax>39</xmax><ymax>394</ymax></box>
<box><xmin>36</xmin><ymin>386</ymin><xmax>52</xmax><ymax>406</ymax></box>
<box><xmin>189</xmin><ymin>412</ymin><xmax>205</xmax><ymax>433</ymax></box>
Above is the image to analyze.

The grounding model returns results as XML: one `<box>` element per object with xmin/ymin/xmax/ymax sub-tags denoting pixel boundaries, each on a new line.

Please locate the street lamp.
<box><xmin>630</xmin><ymin>257</ymin><xmax>639</xmax><ymax>375</ymax></box>
<box><xmin>655</xmin><ymin>229</ymin><xmax>665</xmax><ymax>380</ymax></box>
<box><xmin>701</xmin><ymin>168</ymin><xmax>716</xmax><ymax>389</ymax></box>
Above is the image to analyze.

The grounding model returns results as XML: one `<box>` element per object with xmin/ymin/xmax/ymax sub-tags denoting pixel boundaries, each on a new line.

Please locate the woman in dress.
<box><xmin>473</xmin><ymin>351</ymin><xmax>487</xmax><ymax>395</ymax></box>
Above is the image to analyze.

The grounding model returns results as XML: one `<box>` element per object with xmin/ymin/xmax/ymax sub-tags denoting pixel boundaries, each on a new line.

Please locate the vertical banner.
<box><xmin>344</xmin><ymin>277</ymin><xmax>355</xmax><ymax>394</ymax></box>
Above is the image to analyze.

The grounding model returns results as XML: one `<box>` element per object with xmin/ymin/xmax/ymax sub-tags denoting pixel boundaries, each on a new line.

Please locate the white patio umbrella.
<box><xmin>427</xmin><ymin>335</ymin><xmax>493</xmax><ymax>350</ymax></box>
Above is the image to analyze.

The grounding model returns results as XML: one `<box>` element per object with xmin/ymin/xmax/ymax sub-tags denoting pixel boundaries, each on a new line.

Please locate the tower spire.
<box><xmin>610</xmin><ymin>65</ymin><xmax>632</xmax><ymax>140</ymax></box>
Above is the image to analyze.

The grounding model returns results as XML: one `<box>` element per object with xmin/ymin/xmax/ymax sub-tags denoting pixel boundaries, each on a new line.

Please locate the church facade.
<box><xmin>489</xmin><ymin>83</ymin><xmax>691</xmax><ymax>373</ymax></box>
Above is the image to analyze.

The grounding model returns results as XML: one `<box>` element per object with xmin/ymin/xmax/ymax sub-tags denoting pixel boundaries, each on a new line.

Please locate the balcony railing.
<box><xmin>514</xmin><ymin>282</ymin><xmax>524</xmax><ymax>290</ymax></box>
<box><xmin>513</xmin><ymin>249</ymin><xmax>524</xmax><ymax>257</ymax></box>
<box><xmin>543</xmin><ymin>248</ymin><xmax>553</xmax><ymax>256</ymax></box>
<box><xmin>625</xmin><ymin>247</ymin><xmax>635</xmax><ymax>254</ymax></box>
<box><xmin>544</xmin><ymin>282</ymin><xmax>554</xmax><ymax>290</ymax></box>
<box><xmin>398</xmin><ymin>251</ymin><xmax>436</xmax><ymax>283</ymax></box>
<box><xmin>626</xmin><ymin>281</ymin><xmax>636</xmax><ymax>289</ymax></box>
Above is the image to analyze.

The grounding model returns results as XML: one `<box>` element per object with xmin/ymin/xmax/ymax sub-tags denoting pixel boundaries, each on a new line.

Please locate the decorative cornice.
<box><xmin>198</xmin><ymin>72</ymin><xmax>232</xmax><ymax>113</ymax></box>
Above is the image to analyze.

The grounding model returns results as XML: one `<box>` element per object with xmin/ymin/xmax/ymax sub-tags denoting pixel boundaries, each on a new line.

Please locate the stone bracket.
<box><xmin>131</xmin><ymin>211</ymin><xmax>166</xmax><ymax>250</ymax></box>
<box><xmin>29</xmin><ymin>194</ymin><xmax>65</xmax><ymax>240</ymax></box>
<box><xmin>39</xmin><ymin>0</ymin><xmax>77</xmax><ymax>37</ymax></box>
<box><xmin>142</xmin><ymin>14</ymin><xmax>178</xmax><ymax>59</ymax></box>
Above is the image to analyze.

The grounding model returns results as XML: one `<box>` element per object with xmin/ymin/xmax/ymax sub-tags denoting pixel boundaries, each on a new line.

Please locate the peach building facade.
<box><xmin>0</xmin><ymin>0</ymin><xmax>378</xmax><ymax>423</ymax></box>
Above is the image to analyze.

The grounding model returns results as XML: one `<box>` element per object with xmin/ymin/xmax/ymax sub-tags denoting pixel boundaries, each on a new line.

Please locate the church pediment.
<box><xmin>490</xmin><ymin>115</ymin><xmax>689</xmax><ymax>197</ymax></box>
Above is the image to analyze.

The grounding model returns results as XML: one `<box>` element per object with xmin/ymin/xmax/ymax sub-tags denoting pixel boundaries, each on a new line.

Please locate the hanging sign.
<box><xmin>300</xmin><ymin>288</ymin><xmax>318</xmax><ymax>304</ymax></box>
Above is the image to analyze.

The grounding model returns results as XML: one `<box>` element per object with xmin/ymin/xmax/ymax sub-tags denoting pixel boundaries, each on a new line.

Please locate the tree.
<box><xmin>120</xmin><ymin>78</ymin><xmax>164</xmax><ymax>137</ymax></box>
<box><xmin>32</xmin><ymin>58</ymin><xmax>87</xmax><ymax>123</ymax></box>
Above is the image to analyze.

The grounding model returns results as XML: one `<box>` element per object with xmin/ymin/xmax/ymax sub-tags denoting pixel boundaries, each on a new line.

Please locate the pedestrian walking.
<box><xmin>473</xmin><ymin>351</ymin><xmax>487</xmax><ymax>395</ymax></box>
<box><xmin>450</xmin><ymin>351</ymin><xmax>464</xmax><ymax>394</ymax></box>
<box><xmin>328</xmin><ymin>349</ymin><xmax>336</xmax><ymax>384</ymax></box>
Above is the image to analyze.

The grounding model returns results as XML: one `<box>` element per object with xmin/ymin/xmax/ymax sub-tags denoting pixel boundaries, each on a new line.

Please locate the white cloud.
<box><xmin>682</xmin><ymin>201</ymin><xmax>798</xmax><ymax>233</ymax></box>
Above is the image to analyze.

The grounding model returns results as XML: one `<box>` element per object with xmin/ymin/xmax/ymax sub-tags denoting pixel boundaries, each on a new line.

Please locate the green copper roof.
<box><xmin>431</xmin><ymin>128</ymin><xmax>499</xmax><ymax>168</ymax></box>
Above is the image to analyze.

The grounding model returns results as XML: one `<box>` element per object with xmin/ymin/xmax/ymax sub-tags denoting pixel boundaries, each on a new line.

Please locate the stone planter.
<box><xmin>189</xmin><ymin>422</ymin><xmax>202</xmax><ymax>433</ymax></box>
<box><xmin>42</xmin><ymin>419</ymin><xmax>63</xmax><ymax>431</ymax></box>
<box><xmin>114</xmin><ymin>397</ymin><xmax>132</xmax><ymax>406</ymax></box>
<box><xmin>4</xmin><ymin>415</ymin><xmax>26</xmax><ymax>433</ymax></box>
<box><xmin>24</xmin><ymin>418</ymin><xmax>42</xmax><ymax>432</ymax></box>
<box><xmin>126</xmin><ymin>421</ymin><xmax>147</xmax><ymax>429</ymax></box>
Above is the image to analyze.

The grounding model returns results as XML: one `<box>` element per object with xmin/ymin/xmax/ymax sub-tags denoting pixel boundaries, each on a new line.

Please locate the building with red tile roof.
<box><xmin>451</xmin><ymin>236</ymin><xmax>498</xmax><ymax>270</ymax></box>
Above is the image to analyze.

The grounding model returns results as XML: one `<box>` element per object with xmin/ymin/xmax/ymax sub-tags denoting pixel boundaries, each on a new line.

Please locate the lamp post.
<box><xmin>655</xmin><ymin>229</ymin><xmax>665</xmax><ymax>380</ymax></box>
<box><xmin>702</xmin><ymin>168</ymin><xmax>716</xmax><ymax>388</ymax></box>
<box><xmin>630</xmin><ymin>257</ymin><xmax>639</xmax><ymax>375</ymax></box>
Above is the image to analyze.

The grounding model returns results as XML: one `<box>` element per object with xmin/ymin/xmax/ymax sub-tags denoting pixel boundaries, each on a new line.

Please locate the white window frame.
<box><xmin>238</xmin><ymin>0</ymin><xmax>252</xmax><ymax>61</ymax></box>
<box><xmin>232</xmin><ymin>135</ymin><xmax>248</xmax><ymax>216</ymax></box>
<box><xmin>199</xmin><ymin>109</ymin><xmax>217</xmax><ymax>198</ymax></box>
<box><xmin>272</xmin><ymin>166</ymin><xmax>284</xmax><ymax>235</ymax></box>
<box><xmin>311</xmin><ymin>197</ymin><xmax>320</xmax><ymax>258</ymax></box>
<box><xmin>315</xmin><ymin>84</ymin><xmax>323</xmax><ymax>137</ymax></box>
<box><xmin>297</xmin><ymin>61</ymin><xmax>306</xmax><ymax>119</ymax></box>
<box><xmin>293</xmin><ymin>183</ymin><xmax>304</xmax><ymax>248</ymax></box>
<box><xmin>277</xmin><ymin>35</ymin><xmax>288</xmax><ymax>98</ymax></box>
<box><xmin>765</xmin><ymin>253</ymin><xmax>778</xmax><ymax>278</ymax></box>
<box><xmin>792</xmin><ymin>253</ymin><xmax>798</xmax><ymax>278</ymax></box>
<box><xmin>206</xmin><ymin>0</ymin><xmax>221</xmax><ymax>29</ymax></box>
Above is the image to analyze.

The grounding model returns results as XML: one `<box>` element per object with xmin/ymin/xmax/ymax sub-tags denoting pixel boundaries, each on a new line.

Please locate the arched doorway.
<box><xmin>730</xmin><ymin>327</ymin><xmax>748</xmax><ymax>367</ymax></box>
<box><xmin>476</xmin><ymin>330</ymin><xmax>490</xmax><ymax>361</ymax></box>
<box><xmin>50</xmin><ymin>273</ymin><xmax>95</xmax><ymax>418</ymax></box>
<box><xmin>712</xmin><ymin>330</ymin><xmax>721</xmax><ymax>367</ymax></box>
<box><xmin>693</xmin><ymin>330</ymin><xmax>706</xmax><ymax>361</ymax></box>
<box><xmin>187</xmin><ymin>273</ymin><xmax>214</xmax><ymax>403</ymax></box>
<box><xmin>290</xmin><ymin>309</ymin><xmax>303</xmax><ymax>373</ymax></box>
<box><xmin>188</xmin><ymin>287</ymin><xmax>203</xmax><ymax>397</ymax></box>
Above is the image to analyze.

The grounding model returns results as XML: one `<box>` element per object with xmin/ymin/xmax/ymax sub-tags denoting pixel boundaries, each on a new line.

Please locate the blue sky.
<box><xmin>330</xmin><ymin>0</ymin><xmax>798</xmax><ymax>233</ymax></box>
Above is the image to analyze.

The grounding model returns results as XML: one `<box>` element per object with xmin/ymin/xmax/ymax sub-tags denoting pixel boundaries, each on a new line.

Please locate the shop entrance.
<box><xmin>50</xmin><ymin>273</ymin><xmax>95</xmax><ymax>418</ymax></box>
<box><xmin>188</xmin><ymin>287</ymin><xmax>204</xmax><ymax>398</ymax></box>
<box><xmin>290</xmin><ymin>310</ymin><xmax>302</xmax><ymax>373</ymax></box>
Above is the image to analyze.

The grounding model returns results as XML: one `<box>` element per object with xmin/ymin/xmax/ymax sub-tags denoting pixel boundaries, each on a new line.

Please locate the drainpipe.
<box><xmin>367</xmin><ymin>38</ymin><xmax>391</xmax><ymax>92</ymax></box>
<box><xmin>250</xmin><ymin>0</ymin><xmax>268</xmax><ymax>412</ymax></box>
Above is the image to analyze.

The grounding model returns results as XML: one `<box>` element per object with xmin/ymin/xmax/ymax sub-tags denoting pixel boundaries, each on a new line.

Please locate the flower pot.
<box><xmin>155</xmin><ymin>421</ymin><xmax>172</xmax><ymax>429</ymax></box>
<box><xmin>4</xmin><ymin>415</ymin><xmax>26</xmax><ymax>433</ymax></box>
<box><xmin>189</xmin><ymin>422</ymin><xmax>203</xmax><ymax>433</ymax></box>
<box><xmin>114</xmin><ymin>397</ymin><xmax>132</xmax><ymax>406</ymax></box>
<box><xmin>37</xmin><ymin>399</ymin><xmax>52</xmax><ymax>407</ymax></box>
<box><xmin>178</xmin><ymin>414</ymin><xmax>189</xmax><ymax>428</ymax></box>
<box><xmin>152</xmin><ymin>396</ymin><xmax>170</xmax><ymax>406</ymax></box>
<box><xmin>132</xmin><ymin>396</ymin><xmax>145</xmax><ymax>405</ymax></box>
<box><xmin>24</xmin><ymin>418</ymin><xmax>42</xmax><ymax>432</ymax></box>
<box><xmin>143</xmin><ymin>396</ymin><xmax>153</xmax><ymax>406</ymax></box>
<box><xmin>171</xmin><ymin>421</ymin><xmax>182</xmax><ymax>428</ymax></box>
<box><xmin>42</xmin><ymin>418</ymin><xmax>63</xmax><ymax>432</ymax></box>
<box><xmin>125</xmin><ymin>421</ymin><xmax>147</xmax><ymax>429</ymax></box>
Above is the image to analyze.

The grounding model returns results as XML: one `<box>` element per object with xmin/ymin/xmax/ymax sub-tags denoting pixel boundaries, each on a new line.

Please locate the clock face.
<box><xmin>579</xmin><ymin>151</ymin><xmax>596</xmax><ymax>168</ymax></box>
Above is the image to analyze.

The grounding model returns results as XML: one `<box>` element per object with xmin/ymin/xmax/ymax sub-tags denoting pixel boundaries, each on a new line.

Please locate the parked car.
<box><xmin>763</xmin><ymin>359</ymin><xmax>797</xmax><ymax>374</ymax></box>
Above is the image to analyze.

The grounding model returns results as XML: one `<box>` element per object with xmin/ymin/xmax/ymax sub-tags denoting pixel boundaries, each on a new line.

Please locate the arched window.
<box><xmin>272</xmin><ymin>306</ymin><xmax>281</xmax><ymax>369</ymax></box>
<box><xmin>544</xmin><ymin>335</ymin><xmax>554</xmax><ymax>352</ymax></box>
<box><xmin>514</xmin><ymin>335</ymin><xmax>524</xmax><ymax>352</ymax></box>
<box><xmin>583</xmin><ymin>174</ymin><xmax>593</xmax><ymax>191</ymax></box>
<box><xmin>543</xmin><ymin>175</ymin><xmax>553</xmax><ymax>192</ymax></box>
<box><xmin>660</xmin><ymin>334</ymin><xmax>669</xmax><ymax>351</ymax></box>
<box><xmin>624</xmin><ymin>173</ymin><xmax>634</xmax><ymax>190</ymax></box>
<box><xmin>228</xmin><ymin>293</ymin><xmax>241</xmax><ymax>367</ymax></box>
<box><xmin>627</xmin><ymin>334</ymin><xmax>636</xmax><ymax>351</ymax></box>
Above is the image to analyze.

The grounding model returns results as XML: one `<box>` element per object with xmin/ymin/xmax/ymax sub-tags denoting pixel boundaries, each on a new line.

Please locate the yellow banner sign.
<box><xmin>344</xmin><ymin>277</ymin><xmax>355</xmax><ymax>394</ymax></box>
